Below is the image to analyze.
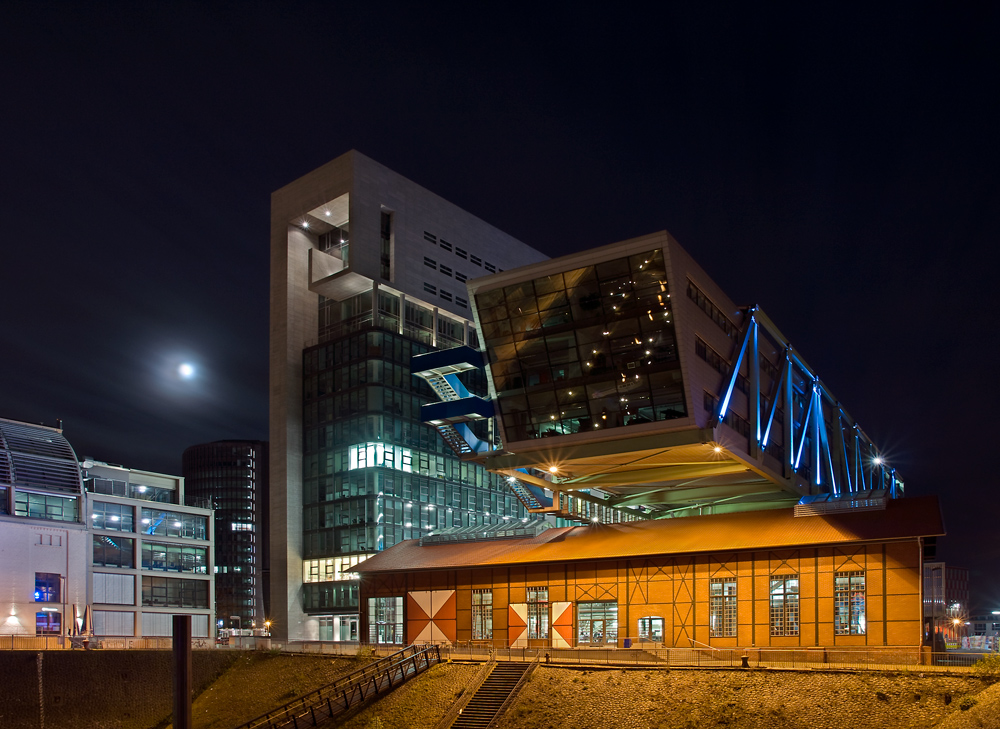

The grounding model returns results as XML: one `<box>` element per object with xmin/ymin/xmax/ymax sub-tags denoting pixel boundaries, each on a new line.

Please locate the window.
<box><xmin>424</xmin><ymin>257</ymin><xmax>437</xmax><ymax>269</ymax></box>
<box><xmin>93</xmin><ymin>535</ymin><xmax>134</xmax><ymax>568</ymax></box>
<box><xmin>142</xmin><ymin>542</ymin><xmax>208</xmax><ymax>574</ymax></box>
<box><xmin>423</xmin><ymin>231</ymin><xmax>437</xmax><ymax>244</ymax></box>
<box><xmin>455</xmin><ymin>247</ymin><xmax>468</xmax><ymax>259</ymax></box>
<box><xmin>470</xmin><ymin>255</ymin><xmax>482</xmax><ymax>266</ymax></box>
<box><xmin>455</xmin><ymin>271</ymin><xmax>467</xmax><ymax>283</ymax></box>
<box><xmin>472</xmin><ymin>589</ymin><xmax>493</xmax><ymax>640</ymax></box>
<box><xmin>710</xmin><ymin>578</ymin><xmax>737</xmax><ymax>637</ymax></box>
<box><xmin>380</xmin><ymin>211</ymin><xmax>392</xmax><ymax>280</ymax></box>
<box><xmin>440</xmin><ymin>264</ymin><xmax>452</xmax><ymax>277</ymax></box>
<box><xmin>686</xmin><ymin>279</ymin><xmax>737</xmax><ymax>337</ymax></box>
<box><xmin>638</xmin><ymin>616</ymin><xmax>664</xmax><ymax>643</ymax></box>
<box><xmin>141</xmin><ymin>576</ymin><xmax>209</xmax><ymax>608</ymax></box>
<box><xmin>770</xmin><ymin>575</ymin><xmax>800</xmax><ymax>636</ymax></box>
<box><xmin>440</xmin><ymin>290</ymin><xmax>453</xmax><ymax>303</ymax></box>
<box><xmin>423</xmin><ymin>283</ymin><xmax>437</xmax><ymax>295</ymax></box>
<box><xmin>439</xmin><ymin>240</ymin><xmax>453</xmax><ymax>252</ymax></box>
<box><xmin>484</xmin><ymin>262</ymin><xmax>496</xmax><ymax>273</ymax></box>
<box><xmin>36</xmin><ymin>611</ymin><xmax>60</xmax><ymax>635</ymax></box>
<box><xmin>34</xmin><ymin>573</ymin><xmax>61</xmax><ymax>602</ymax></box>
<box><xmin>578</xmin><ymin>601</ymin><xmax>618</xmax><ymax>645</ymax></box>
<box><xmin>834</xmin><ymin>571</ymin><xmax>866</xmax><ymax>635</ymax></box>
<box><xmin>139</xmin><ymin>509</ymin><xmax>207</xmax><ymax>540</ymax></box>
<box><xmin>526</xmin><ymin>587</ymin><xmax>548</xmax><ymax>639</ymax></box>
<box><xmin>91</xmin><ymin>501</ymin><xmax>134</xmax><ymax>532</ymax></box>
<box><xmin>456</xmin><ymin>296</ymin><xmax>468</xmax><ymax>308</ymax></box>
<box><xmin>15</xmin><ymin>491</ymin><xmax>78</xmax><ymax>522</ymax></box>
<box><xmin>348</xmin><ymin>443</ymin><xmax>413</xmax><ymax>473</ymax></box>
<box><xmin>368</xmin><ymin>596</ymin><xmax>403</xmax><ymax>644</ymax></box>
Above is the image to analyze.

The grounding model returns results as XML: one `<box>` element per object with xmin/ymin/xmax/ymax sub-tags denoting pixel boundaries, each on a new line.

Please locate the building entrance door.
<box><xmin>577</xmin><ymin>601</ymin><xmax>618</xmax><ymax>645</ymax></box>
<box><xmin>339</xmin><ymin>616</ymin><xmax>359</xmax><ymax>642</ymax></box>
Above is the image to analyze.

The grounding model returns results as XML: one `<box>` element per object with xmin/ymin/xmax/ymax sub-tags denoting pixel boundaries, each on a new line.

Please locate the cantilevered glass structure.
<box><xmin>416</xmin><ymin>231</ymin><xmax>901</xmax><ymax>524</ymax></box>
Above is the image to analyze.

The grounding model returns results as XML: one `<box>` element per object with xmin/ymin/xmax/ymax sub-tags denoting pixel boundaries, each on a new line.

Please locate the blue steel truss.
<box><xmin>717</xmin><ymin>307</ymin><xmax>901</xmax><ymax>498</ymax></box>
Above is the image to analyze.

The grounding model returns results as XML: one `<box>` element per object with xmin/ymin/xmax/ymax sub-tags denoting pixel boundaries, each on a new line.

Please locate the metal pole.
<box><xmin>173</xmin><ymin>615</ymin><xmax>193</xmax><ymax>729</ymax></box>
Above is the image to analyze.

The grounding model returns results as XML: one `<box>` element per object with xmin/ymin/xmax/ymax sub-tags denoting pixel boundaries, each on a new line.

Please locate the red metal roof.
<box><xmin>354</xmin><ymin>496</ymin><xmax>943</xmax><ymax>574</ymax></box>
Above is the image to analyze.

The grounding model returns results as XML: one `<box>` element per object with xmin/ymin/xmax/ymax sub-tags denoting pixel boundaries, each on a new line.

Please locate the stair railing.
<box><xmin>483</xmin><ymin>651</ymin><xmax>541</xmax><ymax>729</ymax></box>
<box><xmin>432</xmin><ymin>654</ymin><xmax>498</xmax><ymax>729</ymax></box>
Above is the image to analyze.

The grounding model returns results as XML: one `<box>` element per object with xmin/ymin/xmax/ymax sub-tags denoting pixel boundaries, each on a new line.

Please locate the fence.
<box><xmin>235</xmin><ymin>644</ymin><xmax>441</xmax><ymax>729</ymax></box>
<box><xmin>0</xmin><ymin>633</ymin><xmax>992</xmax><ymax>672</ymax></box>
<box><xmin>442</xmin><ymin>642</ymin><xmax>992</xmax><ymax>672</ymax></box>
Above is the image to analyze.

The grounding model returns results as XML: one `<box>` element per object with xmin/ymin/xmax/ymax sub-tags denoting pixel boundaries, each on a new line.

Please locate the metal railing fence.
<box><xmin>235</xmin><ymin>643</ymin><xmax>441</xmax><ymax>729</ymax></box>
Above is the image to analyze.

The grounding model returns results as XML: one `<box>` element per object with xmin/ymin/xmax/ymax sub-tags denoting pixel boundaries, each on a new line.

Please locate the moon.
<box><xmin>178</xmin><ymin>363</ymin><xmax>196</xmax><ymax>379</ymax></box>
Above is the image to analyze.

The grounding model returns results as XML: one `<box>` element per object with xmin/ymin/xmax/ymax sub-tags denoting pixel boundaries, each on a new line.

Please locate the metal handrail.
<box><xmin>235</xmin><ymin>644</ymin><xmax>440</xmax><ymax>729</ymax></box>
<box><xmin>433</xmin><ymin>652</ymin><xmax>497</xmax><ymax>729</ymax></box>
<box><xmin>484</xmin><ymin>651</ymin><xmax>541</xmax><ymax>729</ymax></box>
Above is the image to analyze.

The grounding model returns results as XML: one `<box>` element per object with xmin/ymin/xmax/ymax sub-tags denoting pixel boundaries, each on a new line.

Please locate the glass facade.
<box><xmin>302</xmin><ymin>325</ymin><xmax>527</xmax><ymax>616</ymax></box>
<box><xmin>182</xmin><ymin>441</ymin><xmax>268</xmax><ymax>629</ymax></box>
<box><xmin>475</xmin><ymin>249</ymin><xmax>686</xmax><ymax>442</ymax></box>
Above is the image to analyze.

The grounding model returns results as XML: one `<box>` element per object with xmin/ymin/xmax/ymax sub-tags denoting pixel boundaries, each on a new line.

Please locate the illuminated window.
<box><xmin>526</xmin><ymin>587</ymin><xmax>548</xmax><ymax>639</ymax></box>
<box><xmin>638</xmin><ymin>616</ymin><xmax>663</xmax><ymax>643</ymax></box>
<box><xmin>834</xmin><ymin>571</ymin><xmax>866</xmax><ymax>635</ymax></box>
<box><xmin>368</xmin><ymin>596</ymin><xmax>403</xmax><ymax>644</ymax></box>
<box><xmin>36</xmin><ymin>611</ymin><xmax>61</xmax><ymax>635</ymax></box>
<box><xmin>34</xmin><ymin>573</ymin><xmax>61</xmax><ymax>603</ymax></box>
<box><xmin>472</xmin><ymin>589</ymin><xmax>493</xmax><ymax>641</ymax></box>
<box><xmin>770</xmin><ymin>575</ymin><xmax>799</xmax><ymax>636</ymax></box>
<box><xmin>348</xmin><ymin>443</ymin><xmax>412</xmax><ymax>473</ymax></box>
<box><xmin>303</xmin><ymin>555</ymin><xmax>371</xmax><ymax>583</ymax></box>
<box><xmin>710</xmin><ymin>578</ymin><xmax>737</xmax><ymax>637</ymax></box>
<box><xmin>578</xmin><ymin>601</ymin><xmax>617</xmax><ymax>645</ymax></box>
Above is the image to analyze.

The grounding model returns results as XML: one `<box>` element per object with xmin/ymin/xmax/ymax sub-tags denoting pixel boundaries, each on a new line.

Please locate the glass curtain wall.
<box><xmin>475</xmin><ymin>249</ymin><xmax>686</xmax><ymax>442</ymax></box>
<box><xmin>302</xmin><ymin>321</ymin><xmax>527</xmax><ymax>616</ymax></box>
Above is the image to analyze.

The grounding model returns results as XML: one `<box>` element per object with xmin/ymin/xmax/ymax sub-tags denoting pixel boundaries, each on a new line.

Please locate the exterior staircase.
<box><xmin>449</xmin><ymin>661</ymin><xmax>531</xmax><ymax>729</ymax></box>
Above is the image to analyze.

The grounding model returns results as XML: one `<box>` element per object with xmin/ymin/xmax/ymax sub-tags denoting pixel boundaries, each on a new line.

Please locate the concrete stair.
<box><xmin>449</xmin><ymin>661</ymin><xmax>530</xmax><ymax>729</ymax></box>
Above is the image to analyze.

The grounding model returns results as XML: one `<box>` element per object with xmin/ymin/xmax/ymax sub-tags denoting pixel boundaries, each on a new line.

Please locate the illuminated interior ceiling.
<box><xmin>481</xmin><ymin>431</ymin><xmax>800</xmax><ymax>516</ymax></box>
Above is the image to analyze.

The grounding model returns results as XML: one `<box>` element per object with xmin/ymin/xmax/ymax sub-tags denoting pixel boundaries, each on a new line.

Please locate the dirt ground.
<box><xmin>490</xmin><ymin>667</ymin><xmax>992</xmax><ymax>729</ymax></box>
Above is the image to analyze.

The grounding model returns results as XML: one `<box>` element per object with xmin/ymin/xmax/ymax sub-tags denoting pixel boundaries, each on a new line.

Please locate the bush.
<box><xmin>973</xmin><ymin>653</ymin><xmax>1000</xmax><ymax>680</ymax></box>
<box><xmin>959</xmin><ymin>696</ymin><xmax>977</xmax><ymax>711</ymax></box>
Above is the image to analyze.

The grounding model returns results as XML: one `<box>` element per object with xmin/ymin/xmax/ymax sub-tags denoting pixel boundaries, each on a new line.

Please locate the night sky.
<box><xmin>3</xmin><ymin>4</ymin><xmax>998</xmax><ymax>608</ymax></box>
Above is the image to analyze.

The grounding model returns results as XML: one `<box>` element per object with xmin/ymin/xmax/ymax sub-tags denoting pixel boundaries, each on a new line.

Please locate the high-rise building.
<box><xmin>183</xmin><ymin>440</ymin><xmax>269</xmax><ymax>632</ymax></box>
<box><xmin>269</xmin><ymin>151</ymin><xmax>548</xmax><ymax>641</ymax></box>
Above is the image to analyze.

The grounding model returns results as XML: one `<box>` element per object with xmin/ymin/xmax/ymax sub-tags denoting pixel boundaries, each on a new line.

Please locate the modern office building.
<box><xmin>83</xmin><ymin>460</ymin><xmax>215</xmax><ymax>638</ymax></box>
<box><xmin>269</xmin><ymin>151</ymin><xmax>549</xmax><ymax>641</ymax></box>
<box><xmin>183</xmin><ymin>440</ymin><xmax>269</xmax><ymax>632</ymax></box>
<box><xmin>0</xmin><ymin>418</ymin><xmax>88</xmax><ymax>638</ymax></box>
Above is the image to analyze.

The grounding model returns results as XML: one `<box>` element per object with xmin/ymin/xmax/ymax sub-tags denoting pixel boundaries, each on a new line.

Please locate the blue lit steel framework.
<box><xmin>718</xmin><ymin>307</ymin><xmax>901</xmax><ymax>498</ymax></box>
<box><xmin>412</xmin><ymin>309</ymin><xmax>902</xmax><ymax>524</ymax></box>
